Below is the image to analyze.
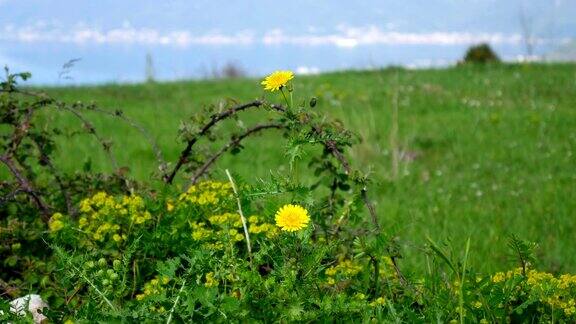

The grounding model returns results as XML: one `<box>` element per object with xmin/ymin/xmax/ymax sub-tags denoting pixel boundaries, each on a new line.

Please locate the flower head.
<box><xmin>49</xmin><ymin>213</ymin><xmax>65</xmax><ymax>232</ymax></box>
<box><xmin>275</xmin><ymin>204</ymin><xmax>310</xmax><ymax>232</ymax></box>
<box><xmin>261</xmin><ymin>70</ymin><xmax>294</xmax><ymax>92</ymax></box>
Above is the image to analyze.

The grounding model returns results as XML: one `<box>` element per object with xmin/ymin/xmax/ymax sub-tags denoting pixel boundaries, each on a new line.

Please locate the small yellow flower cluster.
<box><xmin>149</xmin><ymin>305</ymin><xmax>166</xmax><ymax>313</ymax></box>
<box><xmin>491</xmin><ymin>267</ymin><xmax>523</xmax><ymax>283</ymax></box>
<box><xmin>248</xmin><ymin>215</ymin><xmax>278</xmax><ymax>238</ymax></box>
<box><xmin>325</xmin><ymin>258</ymin><xmax>363</xmax><ymax>285</ymax></box>
<box><xmin>491</xmin><ymin>271</ymin><xmax>506</xmax><ymax>283</ymax></box>
<box><xmin>378</xmin><ymin>256</ymin><xmax>398</xmax><ymax>280</ymax></box>
<box><xmin>136</xmin><ymin>276</ymin><xmax>171</xmax><ymax>301</ymax></box>
<box><xmin>191</xmin><ymin>213</ymin><xmax>243</xmax><ymax>251</ymax></box>
<box><xmin>490</xmin><ymin>268</ymin><xmax>576</xmax><ymax>317</ymax></box>
<box><xmin>354</xmin><ymin>292</ymin><xmax>366</xmax><ymax>300</ymax></box>
<box><xmin>191</xmin><ymin>213</ymin><xmax>277</xmax><ymax>251</ymax></box>
<box><xmin>204</xmin><ymin>272</ymin><xmax>218</xmax><ymax>288</ymax></box>
<box><xmin>166</xmin><ymin>199</ymin><xmax>175</xmax><ymax>212</ymax></box>
<box><xmin>77</xmin><ymin>192</ymin><xmax>152</xmax><ymax>243</ymax></box>
<box><xmin>525</xmin><ymin>270</ymin><xmax>576</xmax><ymax>316</ymax></box>
<box><xmin>370</xmin><ymin>297</ymin><xmax>386</xmax><ymax>307</ymax></box>
<box><xmin>230</xmin><ymin>289</ymin><xmax>241</xmax><ymax>298</ymax></box>
<box><xmin>177</xmin><ymin>181</ymin><xmax>232</xmax><ymax>209</ymax></box>
<box><xmin>48</xmin><ymin>212</ymin><xmax>65</xmax><ymax>232</ymax></box>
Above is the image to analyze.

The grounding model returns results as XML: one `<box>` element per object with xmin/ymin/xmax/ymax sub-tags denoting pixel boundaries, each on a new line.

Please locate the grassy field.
<box><xmin>34</xmin><ymin>63</ymin><xmax>576</xmax><ymax>274</ymax></box>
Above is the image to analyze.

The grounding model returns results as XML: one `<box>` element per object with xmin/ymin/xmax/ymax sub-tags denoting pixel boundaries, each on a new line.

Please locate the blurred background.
<box><xmin>1</xmin><ymin>0</ymin><xmax>575</xmax><ymax>84</ymax></box>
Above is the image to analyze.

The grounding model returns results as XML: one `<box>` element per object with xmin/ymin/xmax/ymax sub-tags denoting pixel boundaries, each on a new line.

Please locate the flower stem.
<box><xmin>280</xmin><ymin>88</ymin><xmax>290</xmax><ymax>108</ymax></box>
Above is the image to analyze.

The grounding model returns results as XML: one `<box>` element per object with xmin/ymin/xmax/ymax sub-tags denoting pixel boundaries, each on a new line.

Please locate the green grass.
<box><xmin>28</xmin><ymin>63</ymin><xmax>576</xmax><ymax>274</ymax></box>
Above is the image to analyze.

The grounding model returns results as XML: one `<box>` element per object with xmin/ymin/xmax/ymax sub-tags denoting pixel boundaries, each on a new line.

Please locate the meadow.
<box><xmin>3</xmin><ymin>62</ymin><xmax>576</xmax><ymax>322</ymax></box>
<box><xmin>39</xmin><ymin>63</ymin><xmax>576</xmax><ymax>275</ymax></box>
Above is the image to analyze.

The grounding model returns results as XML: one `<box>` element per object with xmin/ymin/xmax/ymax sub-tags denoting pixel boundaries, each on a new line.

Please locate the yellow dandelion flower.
<box><xmin>261</xmin><ymin>70</ymin><xmax>294</xmax><ymax>92</ymax></box>
<box><xmin>275</xmin><ymin>204</ymin><xmax>310</xmax><ymax>232</ymax></box>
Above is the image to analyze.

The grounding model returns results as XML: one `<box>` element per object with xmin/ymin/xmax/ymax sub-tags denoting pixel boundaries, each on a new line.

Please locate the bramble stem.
<box><xmin>165</xmin><ymin>100</ymin><xmax>281</xmax><ymax>184</ymax></box>
<box><xmin>188</xmin><ymin>123</ymin><xmax>283</xmax><ymax>186</ymax></box>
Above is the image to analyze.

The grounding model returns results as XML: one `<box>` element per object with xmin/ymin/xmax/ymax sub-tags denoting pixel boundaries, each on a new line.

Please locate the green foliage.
<box><xmin>508</xmin><ymin>234</ymin><xmax>537</xmax><ymax>275</ymax></box>
<box><xmin>462</xmin><ymin>43</ymin><xmax>501</xmax><ymax>64</ymax></box>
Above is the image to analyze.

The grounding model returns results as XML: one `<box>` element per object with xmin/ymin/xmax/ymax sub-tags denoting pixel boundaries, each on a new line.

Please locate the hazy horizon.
<box><xmin>1</xmin><ymin>0</ymin><xmax>575</xmax><ymax>85</ymax></box>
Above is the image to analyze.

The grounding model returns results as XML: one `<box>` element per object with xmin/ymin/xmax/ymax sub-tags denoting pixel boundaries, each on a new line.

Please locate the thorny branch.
<box><xmin>81</xmin><ymin>105</ymin><xmax>166</xmax><ymax>172</ymax></box>
<box><xmin>0</xmin><ymin>100</ymin><xmax>52</xmax><ymax>220</ymax></box>
<box><xmin>165</xmin><ymin>100</ymin><xmax>285</xmax><ymax>184</ymax></box>
<box><xmin>0</xmin><ymin>278</ymin><xmax>20</xmax><ymax>298</ymax></box>
<box><xmin>57</xmin><ymin>104</ymin><xmax>119</xmax><ymax>171</ymax></box>
<box><xmin>32</xmin><ymin>139</ymin><xmax>74</xmax><ymax>216</ymax></box>
<box><xmin>316</xmin><ymin>130</ymin><xmax>380</xmax><ymax>230</ymax></box>
<box><xmin>0</xmin><ymin>155</ymin><xmax>51</xmax><ymax>221</ymax></box>
<box><xmin>189</xmin><ymin>123</ymin><xmax>283</xmax><ymax>186</ymax></box>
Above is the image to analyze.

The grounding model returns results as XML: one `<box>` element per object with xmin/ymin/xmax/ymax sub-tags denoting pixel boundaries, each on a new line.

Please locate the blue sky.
<box><xmin>1</xmin><ymin>0</ymin><xmax>575</xmax><ymax>84</ymax></box>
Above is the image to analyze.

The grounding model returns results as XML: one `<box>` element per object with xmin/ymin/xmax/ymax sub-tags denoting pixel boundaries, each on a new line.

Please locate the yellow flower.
<box><xmin>205</xmin><ymin>272</ymin><xmax>218</xmax><ymax>287</ymax></box>
<box><xmin>354</xmin><ymin>293</ymin><xmax>366</xmax><ymax>300</ymax></box>
<box><xmin>492</xmin><ymin>272</ymin><xmax>506</xmax><ymax>283</ymax></box>
<box><xmin>261</xmin><ymin>70</ymin><xmax>294</xmax><ymax>92</ymax></box>
<box><xmin>370</xmin><ymin>297</ymin><xmax>386</xmax><ymax>307</ymax></box>
<box><xmin>49</xmin><ymin>213</ymin><xmax>65</xmax><ymax>232</ymax></box>
<box><xmin>231</xmin><ymin>289</ymin><xmax>241</xmax><ymax>298</ymax></box>
<box><xmin>166</xmin><ymin>200</ymin><xmax>174</xmax><ymax>212</ymax></box>
<box><xmin>275</xmin><ymin>204</ymin><xmax>310</xmax><ymax>232</ymax></box>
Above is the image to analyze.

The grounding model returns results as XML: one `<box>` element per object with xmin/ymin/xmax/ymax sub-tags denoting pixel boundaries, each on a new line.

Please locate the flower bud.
<box><xmin>98</xmin><ymin>258</ymin><xmax>107</xmax><ymax>267</ymax></box>
<box><xmin>309</xmin><ymin>97</ymin><xmax>317</xmax><ymax>107</ymax></box>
